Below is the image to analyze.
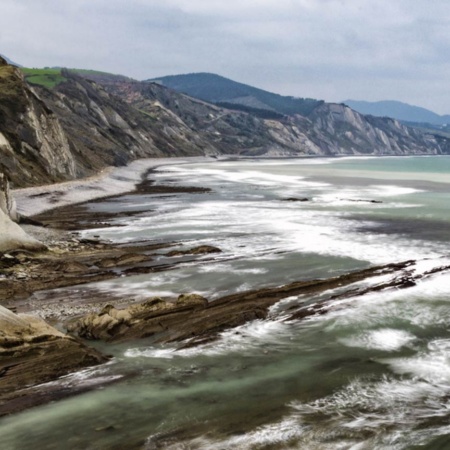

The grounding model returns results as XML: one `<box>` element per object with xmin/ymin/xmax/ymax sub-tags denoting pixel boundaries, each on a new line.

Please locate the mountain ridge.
<box><xmin>148</xmin><ymin>72</ymin><xmax>323</xmax><ymax>117</ymax></box>
<box><xmin>343</xmin><ymin>99</ymin><xmax>450</xmax><ymax>125</ymax></box>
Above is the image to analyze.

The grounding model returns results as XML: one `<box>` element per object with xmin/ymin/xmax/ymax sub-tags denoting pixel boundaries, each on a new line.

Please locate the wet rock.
<box><xmin>55</xmin><ymin>261</ymin><xmax>89</xmax><ymax>273</ymax></box>
<box><xmin>339</xmin><ymin>198</ymin><xmax>383</xmax><ymax>204</ymax></box>
<box><xmin>0</xmin><ymin>253</ymin><xmax>20</xmax><ymax>269</ymax></box>
<box><xmin>68</xmin><ymin>294</ymin><xmax>209</xmax><ymax>342</ymax></box>
<box><xmin>176</xmin><ymin>293</ymin><xmax>208</xmax><ymax>308</ymax></box>
<box><xmin>281</xmin><ymin>197</ymin><xmax>309</xmax><ymax>202</ymax></box>
<box><xmin>0</xmin><ymin>305</ymin><xmax>108</xmax><ymax>412</ymax></box>
<box><xmin>166</xmin><ymin>245</ymin><xmax>222</xmax><ymax>257</ymax></box>
<box><xmin>15</xmin><ymin>271</ymin><xmax>28</xmax><ymax>279</ymax></box>
<box><xmin>96</xmin><ymin>253</ymin><xmax>151</xmax><ymax>268</ymax></box>
<box><xmin>68</xmin><ymin>259</ymin><xmax>446</xmax><ymax>348</ymax></box>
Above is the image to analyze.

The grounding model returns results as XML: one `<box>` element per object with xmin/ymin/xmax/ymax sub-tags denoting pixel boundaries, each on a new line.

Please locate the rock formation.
<box><xmin>68</xmin><ymin>260</ymin><xmax>440</xmax><ymax>347</ymax></box>
<box><xmin>0</xmin><ymin>304</ymin><xmax>108</xmax><ymax>409</ymax></box>
<box><xmin>0</xmin><ymin>172</ymin><xmax>45</xmax><ymax>252</ymax></box>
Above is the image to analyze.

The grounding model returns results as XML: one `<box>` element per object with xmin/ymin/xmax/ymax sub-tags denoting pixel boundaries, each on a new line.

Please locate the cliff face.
<box><xmin>0</xmin><ymin>63</ymin><xmax>210</xmax><ymax>187</ymax></box>
<box><xmin>103</xmin><ymin>79</ymin><xmax>450</xmax><ymax>157</ymax></box>
<box><xmin>0</xmin><ymin>58</ymin><xmax>76</xmax><ymax>187</ymax></box>
<box><xmin>36</xmin><ymin>71</ymin><xmax>215</xmax><ymax>175</ymax></box>
<box><xmin>288</xmin><ymin>103</ymin><xmax>448</xmax><ymax>156</ymax></box>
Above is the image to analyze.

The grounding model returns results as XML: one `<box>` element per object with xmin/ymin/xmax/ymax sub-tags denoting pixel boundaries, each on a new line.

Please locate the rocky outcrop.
<box><xmin>0</xmin><ymin>208</ymin><xmax>45</xmax><ymax>253</ymax></box>
<box><xmin>68</xmin><ymin>260</ymin><xmax>446</xmax><ymax>347</ymax></box>
<box><xmin>0</xmin><ymin>172</ymin><xmax>18</xmax><ymax>222</ymax></box>
<box><xmin>67</xmin><ymin>294</ymin><xmax>209</xmax><ymax>342</ymax></box>
<box><xmin>0</xmin><ymin>172</ymin><xmax>45</xmax><ymax>252</ymax></box>
<box><xmin>0</xmin><ymin>305</ymin><xmax>107</xmax><ymax>406</ymax></box>
<box><xmin>166</xmin><ymin>245</ymin><xmax>222</xmax><ymax>257</ymax></box>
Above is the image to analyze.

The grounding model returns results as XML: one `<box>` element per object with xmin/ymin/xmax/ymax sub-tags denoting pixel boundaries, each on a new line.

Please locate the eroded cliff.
<box><xmin>0</xmin><ymin>58</ymin><xmax>76</xmax><ymax>187</ymax></box>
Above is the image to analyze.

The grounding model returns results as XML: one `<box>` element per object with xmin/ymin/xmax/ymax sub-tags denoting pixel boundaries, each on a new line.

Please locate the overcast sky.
<box><xmin>1</xmin><ymin>0</ymin><xmax>449</xmax><ymax>113</ymax></box>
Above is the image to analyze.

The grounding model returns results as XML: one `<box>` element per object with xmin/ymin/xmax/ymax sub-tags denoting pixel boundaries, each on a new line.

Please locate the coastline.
<box><xmin>13</xmin><ymin>156</ymin><xmax>219</xmax><ymax>217</ymax></box>
<box><xmin>2</xmin><ymin>154</ymin><xmax>450</xmax><ymax>426</ymax></box>
<box><xmin>0</xmin><ymin>156</ymin><xmax>218</xmax><ymax>415</ymax></box>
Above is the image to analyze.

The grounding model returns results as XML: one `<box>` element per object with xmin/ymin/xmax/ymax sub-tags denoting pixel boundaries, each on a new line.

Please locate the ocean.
<box><xmin>2</xmin><ymin>156</ymin><xmax>450</xmax><ymax>449</ymax></box>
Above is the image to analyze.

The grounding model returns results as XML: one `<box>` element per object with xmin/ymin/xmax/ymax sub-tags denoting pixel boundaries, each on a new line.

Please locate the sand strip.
<box><xmin>13</xmin><ymin>156</ymin><xmax>217</xmax><ymax>217</ymax></box>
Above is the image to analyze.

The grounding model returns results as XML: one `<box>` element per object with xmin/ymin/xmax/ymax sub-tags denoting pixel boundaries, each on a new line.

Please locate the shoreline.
<box><xmin>3</xmin><ymin>153</ymin><xmax>449</xmax><ymax>418</ymax></box>
<box><xmin>13</xmin><ymin>156</ymin><xmax>219</xmax><ymax>217</ymax></box>
<box><xmin>15</xmin><ymin>153</ymin><xmax>450</xmax><ymax>218</ymax></box>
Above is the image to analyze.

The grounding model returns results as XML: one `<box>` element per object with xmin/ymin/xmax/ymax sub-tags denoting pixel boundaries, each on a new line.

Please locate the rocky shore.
<box><xmin>0</xmin><ymin>160</ymin><xmax>219</xmax><ymax>415</ymax></box>
<box><xmin>2</xmin><ymin>158</ymin><xmax>450</xmax><ymax>418</ymax></box>
<box><xmin>67</xmin><ymin>259</ymin><xmax>450</xmax><ymax>348</ymax></box>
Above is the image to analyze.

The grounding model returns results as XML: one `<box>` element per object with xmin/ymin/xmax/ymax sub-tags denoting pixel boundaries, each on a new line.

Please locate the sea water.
<box><xmin>2</xmin><ymin>156</ymin><xmax>450</xmax><ymax>449</ymax></box>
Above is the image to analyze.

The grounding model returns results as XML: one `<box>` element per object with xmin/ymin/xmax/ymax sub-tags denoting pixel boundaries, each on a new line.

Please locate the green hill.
<box><xmin>148</xmin><ymin>72</ymin><xmax>323</xmax><ymax>116</ymax></box>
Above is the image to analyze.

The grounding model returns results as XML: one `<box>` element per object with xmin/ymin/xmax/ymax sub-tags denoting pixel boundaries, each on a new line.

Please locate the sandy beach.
<box><xmin>13</xmin><ymin>156</ymin><xmax>218</xmax><ymax>217</ymax></box>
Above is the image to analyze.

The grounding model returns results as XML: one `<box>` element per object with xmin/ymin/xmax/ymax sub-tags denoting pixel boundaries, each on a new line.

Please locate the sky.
<box><xmin>1</xmin><ymin>0</ymin><xmax>449</xmax><ymax>114</ymax></box>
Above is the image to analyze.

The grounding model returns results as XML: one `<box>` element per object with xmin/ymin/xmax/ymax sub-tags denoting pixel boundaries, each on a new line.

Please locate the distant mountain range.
<box><xmin>148</xmin><ymin>72</ymin><xmax>323</xmax><ymax>118</ymax></box>
<box><xmin>343</xmin><ymin>100</ymin><xmax>450</xmax><ymax>126</ymax></box>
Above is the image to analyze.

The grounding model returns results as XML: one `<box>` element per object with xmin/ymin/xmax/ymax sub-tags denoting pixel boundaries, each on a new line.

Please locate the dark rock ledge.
<box><xmin>68</xmin><ymin>259</ymin><xmax>449</xmax><ymax>348</ymax></box>
<box><xmin>0</xmin><ymin>306</ymin><xmax>108</xmax><ymax>416</ymax></box>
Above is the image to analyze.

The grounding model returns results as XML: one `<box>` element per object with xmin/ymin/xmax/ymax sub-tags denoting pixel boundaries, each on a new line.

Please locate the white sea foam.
<box><xmin>125</xmin><ymin>319</ymin><xmax>292</xmax><ymax>359</ymax></box>
<box><xmin>155</xmin><ymin>373</ymin><xmax>450</xmax><ymax>449</ymax></box>
<box><xmin>384</xmin><ymin>339</ymin><xmax>450</xmax><ymax>383</ymax></box>
<box><xmin>340</xmin><ymin>329</ymin><xmax>416</xmax><ymax>351</ymax></box>
<box><xmin>36</xmin><ymin>361</ymin><xmax>122</xmax><ymax>389</ymax></box>
<box><xmin>85</xmin><ymin>158</ymin><xmax>447</xmax><ymax>268</ymax></box>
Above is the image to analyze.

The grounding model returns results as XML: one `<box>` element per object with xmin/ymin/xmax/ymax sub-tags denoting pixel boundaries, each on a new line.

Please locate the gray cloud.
<box><xmin>1</xmin><ymin>0</ymin><xmax>449</xmax><ymax>113</ymax></box>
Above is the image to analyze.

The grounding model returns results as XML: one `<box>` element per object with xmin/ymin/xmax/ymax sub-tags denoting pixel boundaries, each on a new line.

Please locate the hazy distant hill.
<box><xmin>148</xmin><ymin>72</ymin><xmax>323</xmax><ymax>117</ymax></box>
<box><xmin>343</xmin><ymin>99</ymin><xmax>450</xmax><ymax>125</ymax></box>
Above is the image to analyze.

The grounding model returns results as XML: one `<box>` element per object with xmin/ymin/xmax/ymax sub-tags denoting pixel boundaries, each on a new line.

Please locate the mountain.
<box><xmin>343</xmin><ymin>100</ymin><xmax>450</xmax><ymax>125</ymax></box>
<box><xmin>2</xmin><ymin>57</ymin><xmax>450</xmax><ymax>188</ymax></box>
<box><xmin>148</xmin><ymin>72</ymin><xmax>323</xmax><ymax>117</ymax></box>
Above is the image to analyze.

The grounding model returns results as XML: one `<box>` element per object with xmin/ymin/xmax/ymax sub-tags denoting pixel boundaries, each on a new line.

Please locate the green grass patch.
<box><xmin>21</xmin><ymin>68</ymin><xmax>67</xmax><ymax>89</ymax></box>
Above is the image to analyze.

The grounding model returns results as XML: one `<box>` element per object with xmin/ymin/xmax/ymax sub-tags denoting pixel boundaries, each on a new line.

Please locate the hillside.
<box><xmin>343</xmin><ymin>99</ymin><xmax>450</xmax><ymax>125</ymax></box>
<box><xmin>99</xmin><ymin>75</ymin><xmax>450</xmax><ymax>158</ymax></box>
<box><xmin>148</xmin><ymin>72</ymin><xmax>323</xmax><ymax>116</ymax></box>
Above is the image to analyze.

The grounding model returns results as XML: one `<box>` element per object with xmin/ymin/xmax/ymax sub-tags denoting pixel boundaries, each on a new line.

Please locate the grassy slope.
<box><xmin>21</xmin><ymin>68</ymin><xmax>67</xmax><ymax>89</ymax></box>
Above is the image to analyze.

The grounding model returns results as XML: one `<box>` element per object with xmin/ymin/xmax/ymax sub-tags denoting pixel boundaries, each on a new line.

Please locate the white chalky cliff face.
<box><xmin>0</xmin><ymin>173</ymin><xmax>45</xmax><ymax>252</ymax></box>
